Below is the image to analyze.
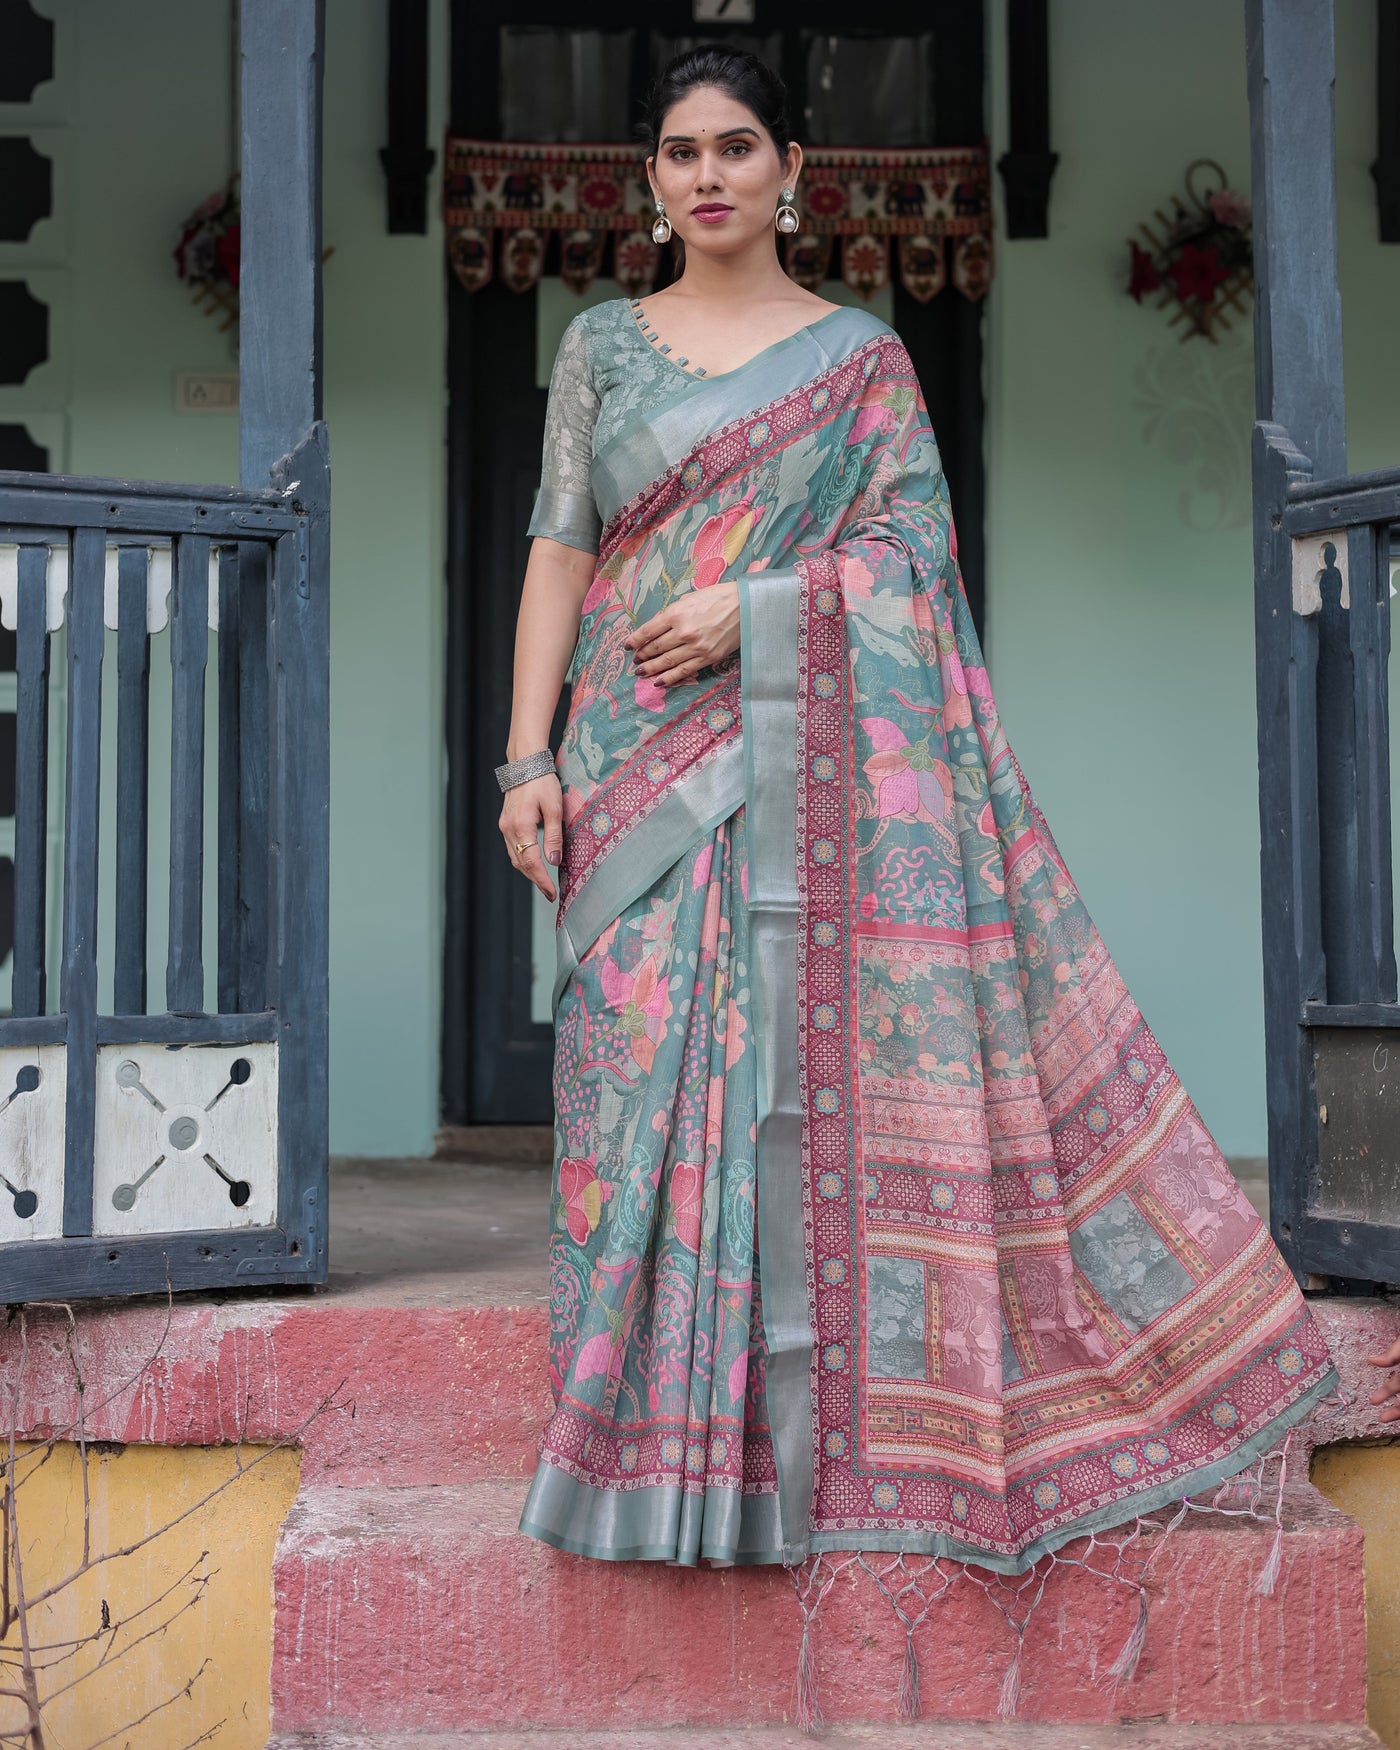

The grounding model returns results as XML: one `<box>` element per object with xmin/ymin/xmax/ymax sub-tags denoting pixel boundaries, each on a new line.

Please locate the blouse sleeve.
<box><xmin>527</xmin><ymin>313</ymin><xmax>603</xmax><ymax>555</ymax></box>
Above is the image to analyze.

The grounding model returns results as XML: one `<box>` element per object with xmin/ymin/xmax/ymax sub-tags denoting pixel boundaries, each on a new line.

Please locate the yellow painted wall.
<box><xmin>1312</xmin><ymin>1442</ymin><xmax>1400</xmax><ymax>1748</ymax></box>
<box><xmin>0</xmin><ymin>1441</ymin><xmax>300</xmax><ymax>1750</ymax></box>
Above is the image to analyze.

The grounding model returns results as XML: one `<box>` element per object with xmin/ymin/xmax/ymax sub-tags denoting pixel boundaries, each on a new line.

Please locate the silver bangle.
<box><xmin>495</xmin><ymin>748</ymin><xmax>555</xmax><ymax>792</ymax></box>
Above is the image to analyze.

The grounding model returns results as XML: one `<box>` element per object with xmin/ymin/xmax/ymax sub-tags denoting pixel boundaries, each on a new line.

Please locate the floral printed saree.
<box><xmin>518</xmin><ymin>300</ymin><xmax>1337</xmax><ymax>1584</ymax></box>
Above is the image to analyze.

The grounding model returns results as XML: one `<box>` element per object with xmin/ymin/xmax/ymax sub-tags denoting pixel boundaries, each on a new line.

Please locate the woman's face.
<box><xmin>647</xmin><ymin>85</ymin><xmax>800</xmax><ymax>258</ymax></box>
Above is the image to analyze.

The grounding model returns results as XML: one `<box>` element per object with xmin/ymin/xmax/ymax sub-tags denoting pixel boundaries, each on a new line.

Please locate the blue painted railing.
<box><xmin>0</xmin><ymin>428</ymin><xmax>328</xmax><ymax>1300</ymax></box>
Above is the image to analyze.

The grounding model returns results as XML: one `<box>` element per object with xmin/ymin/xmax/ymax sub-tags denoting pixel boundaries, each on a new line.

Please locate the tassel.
<box><xmin>896</xmin><ymin>1627</ymin><xmax>920</xmax><ymax>1721</ymax></box>
<box><xmin>996</xmin><ymin>1637</ymin><xmax>1023</xmax><ymax>1720</ymax></box>
<box><xmin>796</xmin><ymin>1622</ymin><xmax>823</xmax><ymax>1734</ymax></box>
<box><xmin>1254</xmin><ymin>1518</ymin><xmax>1284</xmax><ymax>1598</ymax></box>
<box><xmin>1106</xmin><ymin>1587</ymin><xmax>1149</xmax><ymax>1684</ymax></box>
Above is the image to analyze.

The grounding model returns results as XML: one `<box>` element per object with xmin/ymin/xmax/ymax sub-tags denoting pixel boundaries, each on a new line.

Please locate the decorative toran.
<box><xmin>443</xmin><ymin>137</ymin><xmax>993</xmax><ymax>303</ymax></box>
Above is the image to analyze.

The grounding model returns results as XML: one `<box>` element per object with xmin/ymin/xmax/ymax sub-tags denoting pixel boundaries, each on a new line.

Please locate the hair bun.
<box><xmin>640</xmin><ymin>44</ymin><xmax>793</xmax><ymax>157</ymax></box>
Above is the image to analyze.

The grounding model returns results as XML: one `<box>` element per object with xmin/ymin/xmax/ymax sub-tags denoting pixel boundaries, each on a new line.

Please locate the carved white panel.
<box><xmin>0</xmin><ymin>1046</ymin><xmax>67</xmax><ymax>1245</ymax></box>
<box><xmin>92</xmin><ymin>1043</ymin><xmax>278</xmax><ymax>1236</ymax></box>
<box><xmin>1291</xmin><ymin>529</ymin><xmax>1350</xmax><ymax>617</ymax></box>
<box><xmin>0</xmin><ymin>539</ymin><xmax>225</xmax><ymax>635</ymax></box>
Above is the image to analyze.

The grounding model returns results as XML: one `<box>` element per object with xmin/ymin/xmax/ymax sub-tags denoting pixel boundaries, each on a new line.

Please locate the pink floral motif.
<box><xmin>860</xmin><ymin>716</ymin><xmax>954</xmax><ymax>822</ymax></box>
<box><xmin>669</xmin><ymin>1158</ymin><xmax>704</xmax><ymax>1252</ymax></box>
<box><xmin>599</xmin><ymin>951</ymin><xmax>670</xmax><ymax>1073</ymax></box>
<box><xmin>842</xmin><ymin>554</ymin><xmax>877</xmax><ymax>599</ymax></box>
<box><xmin>575</xmin><ymin>1326</ymin><xmax>625</xmax><ymax>1383</ymax></box>
<box><xmin>559</xmin><ymin>1155</ymin><xmax>610</xmax><ymax>1245</ymax></box>
<box><xmin>941</xmin><ymin>642</ymin><xmax>973</xmax><ymax>730</ymax></box>
<box><xmin>635</xmin><ymin>672</ymin><xmax>667</xmax><ymax>712</ymax></box>
<box><xmin>691</xmin><ymin>501</ymin><xmax>764</xmax><ymax>591</ymax></box>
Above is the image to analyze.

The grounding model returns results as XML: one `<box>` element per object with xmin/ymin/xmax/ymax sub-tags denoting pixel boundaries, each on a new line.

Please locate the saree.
<box><xmin>518</xmin><ymin>301</ymin><xmax>1338</xmax><ymax>1592</ymax></box>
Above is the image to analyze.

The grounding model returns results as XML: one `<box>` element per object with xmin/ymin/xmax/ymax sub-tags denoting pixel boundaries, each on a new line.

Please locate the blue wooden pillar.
<box><xmin>1247</xmin><ymin>0</ymin><xmax>1345</xmax><ymax>476</ymax></box>
<box><xmin>238</xmin><ymin>0</ymin><xmax>332</xmax><ymax>1273</ymax></box>
<box><xmin>239</xmin><ymin>0</ymin><xmax>325</xmax><ymax>483</ymax></box>
<box><xmin>1248</xmin><ymin>0</ymin><xmax>1400</xmax><ymax>1286</ymax></box>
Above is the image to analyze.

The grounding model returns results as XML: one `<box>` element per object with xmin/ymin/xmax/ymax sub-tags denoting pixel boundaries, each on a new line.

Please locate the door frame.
<box><xmin>442</xmin><ymin>2</ymin><xmax>987</xmax><ymax>1127</ymax></box>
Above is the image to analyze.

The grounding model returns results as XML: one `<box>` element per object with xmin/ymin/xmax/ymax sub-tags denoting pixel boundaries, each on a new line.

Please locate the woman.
<box><xmin>499</xmin><ymin>44</ymin><xmax>1336</xmax><ymax>1609</ymax></box>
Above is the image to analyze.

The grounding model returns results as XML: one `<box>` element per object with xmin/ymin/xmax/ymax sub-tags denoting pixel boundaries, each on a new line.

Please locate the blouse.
<box><xmin>527</xmin><ymin>299</ymin><xmax>705</xmax><ymax>557</ymax></box>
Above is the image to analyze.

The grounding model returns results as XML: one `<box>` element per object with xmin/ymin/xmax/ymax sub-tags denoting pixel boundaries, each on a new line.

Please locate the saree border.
<box><xmin>520</xmin><ymin>1464</ymin><xmax>784</xmax><ymax>1568</ymax></box>
<box><xmin>553</xmin><ymin>738</ymin><xmax>745</xmax><ymax>1011</ymax></box>
<box><xmin>599</xmin><ymin>334</ymin><xmax>909</xmax><ymax>566</ymax></box>
<box><xmin>739</xmin><ymin>561</ymin><xmax>816</xmax><ymax>1559</ymax></box>
<box><xmin>558</xmin><ymin>674</ymin><xmax>740</xmax><ymax>921</ymax></box>
<box><xmin>590</xmin><ymin>305</ymin><xmax>888</xmax><ymax>535</ymax></box>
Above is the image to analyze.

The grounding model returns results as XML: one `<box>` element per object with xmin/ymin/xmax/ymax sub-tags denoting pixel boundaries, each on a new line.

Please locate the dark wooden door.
<box><xmin>443</xmin><ymin>2</ymin><xmax>987</xmax><ymax>1125</ymax></box>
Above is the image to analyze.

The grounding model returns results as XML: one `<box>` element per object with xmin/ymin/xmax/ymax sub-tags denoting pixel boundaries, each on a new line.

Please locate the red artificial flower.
<box><xmin>1208</xmin><ymin>189</ymin><xmax>1251</xmax><ymax>229</ymax></box>
<box><xmin>1170</xmin><ymin>241</ymin><xmax>1227</xmax><ymax>304</ymax></box>
<box><xmin>1128</xmin><ymin>242</ymin><xmax>1161</xmax><ymax>302</ymax></box>
<box><xmin>214</xmin><ymin>222</ymin><xmax>241</xmax><ymax>288</ymax></box>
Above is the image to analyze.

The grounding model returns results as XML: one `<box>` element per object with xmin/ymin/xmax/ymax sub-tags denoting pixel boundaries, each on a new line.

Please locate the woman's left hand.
<box><xmin>626</xmin><ymin>581</ymin><xmax>740</xmax><ymax>688</ymax></box>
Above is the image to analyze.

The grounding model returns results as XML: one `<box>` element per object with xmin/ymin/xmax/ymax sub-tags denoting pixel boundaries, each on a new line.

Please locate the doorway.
<box><xmin>442</xmin><ymin>2</ymin><xmax>988</xmax><ymax>1126</ymax></box>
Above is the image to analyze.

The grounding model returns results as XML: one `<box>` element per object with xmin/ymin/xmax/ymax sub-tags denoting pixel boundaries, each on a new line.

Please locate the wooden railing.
<box><xmin>1254</xmin><ymin>427</ymin><xmax>1399</xmax><ymax>1284</ymax></box>
<box><xmin>0</xmin><ymin>427</ymin><xmax>329</xmax><ymax>1300</ymax></box>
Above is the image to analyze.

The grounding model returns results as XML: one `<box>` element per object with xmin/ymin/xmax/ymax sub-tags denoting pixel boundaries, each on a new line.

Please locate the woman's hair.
<box><xmin>640</xmin><ymin>44</ymin><xmax>793</xmax><ymax>158</ymax></box>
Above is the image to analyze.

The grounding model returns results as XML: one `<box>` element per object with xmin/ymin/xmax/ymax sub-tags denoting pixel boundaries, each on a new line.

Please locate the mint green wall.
<box><xmin>985</xmin><ymin>0</ymin><xmax>1400</xmax><ymax>1157</ymax></box>
<box><xmin>15</xmin><ymin>2</ymin><xmax>1398</xmax><ymax>1159</ymax></box>
<box><xmin>33</xmin><ymin>0</ymin><xmax>448</xmax><ymax>1157</ymax></box>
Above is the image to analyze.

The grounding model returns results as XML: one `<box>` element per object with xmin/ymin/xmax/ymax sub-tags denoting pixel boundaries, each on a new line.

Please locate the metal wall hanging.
<box><xmin>1126</xmin><ymin>159</ymin><xmax>1253</xmax><ymax>342</ymax></box>
<box><xmin>443</xmin><ymin>138</ymin><xmax>993</xmax><ymax>303</ymax></box>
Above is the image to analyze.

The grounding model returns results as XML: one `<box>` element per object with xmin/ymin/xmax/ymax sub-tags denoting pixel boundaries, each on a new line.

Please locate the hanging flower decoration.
<box><xmin>174</xmin><ymin>181</ymin><xmax>241</xmax><ymax>331</ymax></box>
<box><xmin>1125</xmin><ymin>160</ymin><xmax>1252</xmax><ymax>342</ymax></box>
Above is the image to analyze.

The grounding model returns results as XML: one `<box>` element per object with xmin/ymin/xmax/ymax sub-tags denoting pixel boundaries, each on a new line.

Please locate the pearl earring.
<box><xmin>652</xmin><ymin>197</ymin><xmax>673</xmax><ymax>246</ymax></box>
<box><xmin>775</xmin><ymin>188</ymin><xmax>799</xmax><ymax>234</ymax></box>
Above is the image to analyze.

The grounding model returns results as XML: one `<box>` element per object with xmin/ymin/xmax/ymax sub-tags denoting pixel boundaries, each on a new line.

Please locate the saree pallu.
<box><xmin>519</xmin><ymin>307</ymin><xmax>1338</xmax><ymax>1581</ymax></box>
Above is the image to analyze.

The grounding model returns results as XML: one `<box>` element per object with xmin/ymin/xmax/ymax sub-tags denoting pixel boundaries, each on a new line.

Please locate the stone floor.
<box><xmin>326</xmin><ymin>1156</ymin><xmax>551</xmax><ymax>1308</ymax></box>
<box><xmin>323</xmin><ymin>1151</ymin><xmax>1270</xmax><ymax>1307</ymax></box>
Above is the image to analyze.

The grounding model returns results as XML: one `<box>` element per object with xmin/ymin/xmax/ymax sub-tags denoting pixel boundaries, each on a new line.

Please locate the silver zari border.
<box><xmin>592</xmin><ymin>306</ymin><xmax>890</xmax><ymax>532</ymax></box>
<box><xmin>520</xmin><ymin>1457</ymin><xmax>784</xmax><ymax>1567</ymax></box>
<box><xmin>738</xmin><ymin>564</ymin><xmax>816</xmax><ymax>1558</ymax></box>
<box><xmin>553</xmin><ymin>739</ymin><xmax>746</xmax><ymax>1011</ymax></box>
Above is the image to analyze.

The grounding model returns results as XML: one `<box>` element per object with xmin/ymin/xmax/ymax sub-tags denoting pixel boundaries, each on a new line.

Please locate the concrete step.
<box><xmin>270</xmin><ymin>1479</ymin><xmax>1366</xmax><ymax>1735</ymax></box>
<box><xmin>7</xmin><ymin>1265</ymin><xmax>1385</xmax><ymax>1492</ymax></box>
<box><xmin>265</xmin><ymin>1725</ymin><xmax>1386</xmax><ymax>1748</ymax></box>
<box><xmin>8</xmin><ymin>1296</ymin><xmax>553</xmax><ymax>1486</ymax></box>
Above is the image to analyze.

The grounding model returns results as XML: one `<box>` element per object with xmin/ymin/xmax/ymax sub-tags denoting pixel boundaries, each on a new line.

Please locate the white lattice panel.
<box><xmin>0</xmin><ymin>1046</ymin><xmax>67</xmax><ymax>1244</ymax></box>
<box><xmin>92</xmin><ymin>1043</ymin><xmax>278</xmax><ymax>1236</ymax></box>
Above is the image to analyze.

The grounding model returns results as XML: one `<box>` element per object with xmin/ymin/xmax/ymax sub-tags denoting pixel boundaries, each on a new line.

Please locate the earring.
<box><xmin>775</xmin><ymin>187</ymin><xmax>799</xmax><ymax>234</ymax></box>
<box><xmin>652</xmin><ymin>197</ymin><xmax>673</xmax><ymax>245</ymax></box>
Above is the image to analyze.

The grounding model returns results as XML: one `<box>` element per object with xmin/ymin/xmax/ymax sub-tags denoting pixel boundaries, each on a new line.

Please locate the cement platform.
<box><xmin>324</xmin><ymin>1153</ymin><xmax>1269</xmax><ymax>1308</ymax></box>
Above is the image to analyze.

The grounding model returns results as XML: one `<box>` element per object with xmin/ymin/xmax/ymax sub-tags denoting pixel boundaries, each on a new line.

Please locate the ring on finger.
<box><xmin>514</xmin><ymin>841</ymin><xmax>533</xmax><ymax>855</ymax></box>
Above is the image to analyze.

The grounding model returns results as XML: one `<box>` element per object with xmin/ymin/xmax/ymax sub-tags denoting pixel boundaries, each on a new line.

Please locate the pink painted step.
<box><xmin>5</xmin><ymin>1294</ymin><xmax>1388</xmax><ymax>1490</ymax></box>
<box><xmin>270</xmin><ymin>1479</ymin><xmax>1366</xmax><ymax>1735</ymax></box>
<box><xmin>267</xmin><ymin>1728</ymin><xmax>1386</xmax><ymax>1749</ymax></box>
<box><xmin>6</xmin><ymin>1299</ymin><xmax>552</xmax><ymax>1486</ymax></box>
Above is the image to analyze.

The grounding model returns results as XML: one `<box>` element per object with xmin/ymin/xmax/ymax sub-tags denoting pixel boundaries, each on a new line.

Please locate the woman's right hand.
<box><xmin>500</xmin><ymin>774</ymin><xmax>565</xmax><ymax>903</ymax></box>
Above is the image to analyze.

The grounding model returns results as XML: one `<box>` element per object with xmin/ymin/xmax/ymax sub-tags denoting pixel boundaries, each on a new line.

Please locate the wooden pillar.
<box><xmin>1247</xmin><ymin>0</ymin><xmax>1345</xmax><ymax>475</ymax></box>
<box><xmin>1374</xmin><ymin>0</ymin><xmax>1400</xmax><ymax>241</ymax></box>
<box><xmin>1246</xmin><ymin>0</ymin><xmax>1399</xmax><ymax>1281</ymax></box>
<box><xmin>237</xmin><ymin>0</ymin><xmax>331</xmax><ymax>1261</ymax></box>
<box><xmin>239</xmin><ymin>0</ymin><xmax>325</xmax><ymax>485</ymax></box>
